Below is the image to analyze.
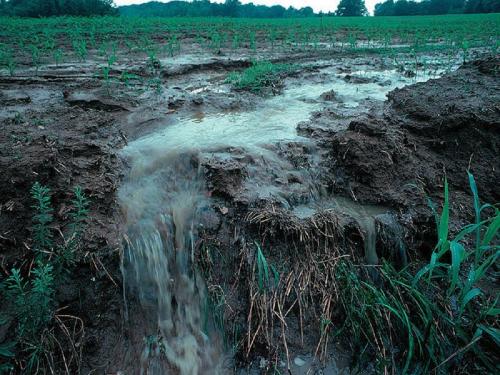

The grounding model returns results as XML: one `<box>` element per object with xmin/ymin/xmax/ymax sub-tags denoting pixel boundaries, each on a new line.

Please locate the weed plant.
<box><xmin>0</xmin><ymin>183</ymin><xmax>90</xmax><ymax>373</ymax></box>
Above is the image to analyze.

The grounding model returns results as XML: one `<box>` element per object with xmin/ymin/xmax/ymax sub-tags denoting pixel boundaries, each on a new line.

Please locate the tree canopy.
<box><xmin>1</xmin><ymin>0</ymin><xmax>496</xmax><ymax>18</ymax></box>
<box><xmin>118</xmin><ymin>1</ymin><xmax>317</xmax><ymax>18</ymax></box>
<box><xmin>0</xmin><ymin>0</ymin><xmax>117</xmax><ymax>17</ymax></box>
<box><xmin>335</xmin><ymin>0</ymin><xmax>368</xmax><ymax>16</ymax></box>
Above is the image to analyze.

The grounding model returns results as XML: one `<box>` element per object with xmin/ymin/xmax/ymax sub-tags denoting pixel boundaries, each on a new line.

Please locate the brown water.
<box><xmin>292</xmin><ymin>197</ymin><xmax>388</xmax><ymax>265</ymax></box>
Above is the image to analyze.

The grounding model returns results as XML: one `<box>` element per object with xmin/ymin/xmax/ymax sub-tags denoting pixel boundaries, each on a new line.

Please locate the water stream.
<box><xmin>118</xmin><ymin>63</ymin><xmax>446</xmax><ymax>373</ymax></box>
<box><xmin>292</xmin><ymin>197</ymin><xmax>388</xmax><ymax>265</ymax></box>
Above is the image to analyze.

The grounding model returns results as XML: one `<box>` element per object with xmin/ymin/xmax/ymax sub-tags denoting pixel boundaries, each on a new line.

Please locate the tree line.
<box><xmin>0</xmin><ymin>0</ymin><xmax>498</xmax><ymax>18</ymax></box>
<box><xmin>0</xmin><ymin>0</ymin><xmax>369</xmax><ymax>18</ymax></box>
<box><xmin>0</xmin><ymin>0</ymin><xmax>117</xmax><ymax>16</ymax></box>
<box><xmin>119</xmin><ymin>0</ymin><xmax>316</xmax><ymax>18</ymax></box>
<box><xmin>374</xmin><ymin>0</ymin><xmax>500</xmax><ymax>16</ymax></box>
<box><xmin>118</xmin><ymin>0</ymin><xmax>370</xmax><ymax>18</ymax></box>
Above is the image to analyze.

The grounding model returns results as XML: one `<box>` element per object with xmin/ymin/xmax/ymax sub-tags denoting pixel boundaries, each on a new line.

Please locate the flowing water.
<box><xmin>292</xmin><ymin>197</ymin><xmax>388</xmax><ymax>265</ymax></box>
<box><xmin>118</xmin><ymin>63</ymin><xmax>446</xmax><ymax>373</ymax></box>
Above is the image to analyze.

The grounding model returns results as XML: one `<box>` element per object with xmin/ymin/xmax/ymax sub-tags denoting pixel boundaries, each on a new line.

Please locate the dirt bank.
<box><xmin>323</xmin><ymin>58</ymin><xmax>499</xmax><ymax>256</ymax></box>
<box><xmin>328</xmin><ymin>58</ymin><xmax>499</xmax><ymax>203</ymax></box>
<box><xmin>0</xmin><ymin>80</ymin><xmax>127</xmax><ymax>371</ymax></box>
<box><xmin>190</xmin><ymin>57</ymin><xmax>500</xmax><ymax>373</ymax></box>
<box><xmin>1</xmin><ymin>52</ymin><xmax>498</xmax><ymax>373</ymax></box>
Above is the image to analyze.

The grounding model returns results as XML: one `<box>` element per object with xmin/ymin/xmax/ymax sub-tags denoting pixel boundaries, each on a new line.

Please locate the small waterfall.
<box><xmin>328</xmin><ymin>197</ymin><xmax>384</xmax><ymax>266</ymax></box>
<box><xmin>331</xmin><ymin>199</ymin><xmax>409</xmax><ymax>274</ymax></box>
<box><xmin>356</xmin><ymin>215</ymin><xmax>379</xmax><ymax>266</ymax></box>
<box><xmin>114</xmin><ymin>64</ymin><xmax>426</xmax><ymax>372</ymax></box>
<box><xmin>119</xmin><ymin>149</ymin><xmax>224</xmax><ymax>374</ymax></box>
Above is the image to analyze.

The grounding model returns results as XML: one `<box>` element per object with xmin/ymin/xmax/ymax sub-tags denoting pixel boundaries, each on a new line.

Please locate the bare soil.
<box><xmin>0</xmin><ymin>46</ymin><xmax>498</xmax><ymax>373</ymax></box>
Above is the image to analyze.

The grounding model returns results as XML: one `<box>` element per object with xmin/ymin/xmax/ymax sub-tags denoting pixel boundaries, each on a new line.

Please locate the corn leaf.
<box><xmin>482</xmin><ymin>214</ymin><xmax>500</xmax><ymax>246</ymax></box>
<box><xmin>448</xmin><ymin>241</ymin><xmax>465</xmax><ymax>294</ymax></box>
<box><xmin>459</xmin><ymin>288</ymin><xmax>482</xmax><ymax>315</ymax></box>
<box><xmin>467</xmin><ymin>171</ymin><xmax>481</xmax><ymax>257</ymax></box>
<box><xmin>477</xmin><ymin>324</ymin><xmax>500</xmax><ymax>346</ymax></box>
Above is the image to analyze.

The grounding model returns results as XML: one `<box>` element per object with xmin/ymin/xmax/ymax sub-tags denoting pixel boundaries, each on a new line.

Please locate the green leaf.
<box><xmin>438</xmin><ymin>179</ymin><xmax>449</xmax><ymax>249</ymax></box>
<box><xmin>0</xmin><ymin>341</ymin><xmax>15</xmax><ymax>358</ymax></box>
<box><xmin>477</xmin><ymin>324</ymin><xmax>500</xmax><ymax>346</ymax></box>
<box><xmin>413</xmin><ymin>261</ymin><xmax>447</xmax><ymax>286</ymax></box>
<box><xmin>485</xmin><ymin>297</ymin><xmax>499</xmax><ymax>316</ymax></box>
<box><xmin>482</xmin><ymin>214</ymin><xmax>500</xmax><ymax>246</ymax></box>
<box><xmin>256</xmin><ymin>244</ymin><xmax>269</xmax><ymax>292</ymax></box>
<box><xmin>460</xmin><ymin>288</ymin><xmax>482</xmax><ymax>315</ymax></box>
<box><xmin>471</xmin><ymin>250</ymin><xmax>499</xmax><ymax>285</ymax></box>
<box><xmin>467</xmin><ymin>171</ymin><xmax>481</xmax><ymax>255</ymax></box>
<box><xmin>486</xmin><ymin>307</ymin><xmax>500</xmax><ymax>316</ymax></box>
<box><xmin>448</xmin><ymin>241</ymin><xmax>465</xmax><ymax>294</ymax></box>
<box><xmin>270</xmin><ymin>264</ymin><xmax>280</xmax><ymax>286</ymax></box>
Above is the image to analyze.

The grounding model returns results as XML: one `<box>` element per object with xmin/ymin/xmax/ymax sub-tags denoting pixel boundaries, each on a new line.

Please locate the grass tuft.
<box><xmin>335</xmin><ymin>173</ymin><xmax>499</xmax><ymax>373</ymax></box>
<box><xmin>226</xmin><ymin>61</ymin><xmax>296</xmax><ymax>94</ymax></box>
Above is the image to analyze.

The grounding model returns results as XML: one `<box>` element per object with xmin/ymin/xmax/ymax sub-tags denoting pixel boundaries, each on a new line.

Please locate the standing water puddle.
<box><xmin>118</xmin><ymin>64</ymin><xmax>446</xmax><ymax>373</ymax></box>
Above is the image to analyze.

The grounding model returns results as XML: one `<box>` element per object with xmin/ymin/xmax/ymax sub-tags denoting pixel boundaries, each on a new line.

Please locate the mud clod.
<box><xmin>327</xmin><ymin>59</ymin><xmax>500</xmax><ymax>211</ymax></box>
<box><xmin>1</xmin><ymin>90</ymin><xmax>31</xmax><ymax>105</ymax></box>
<box><xmin>64</xmin><ymin>91</ymin><xmax>131</xmax><ymax>111</ymax></box>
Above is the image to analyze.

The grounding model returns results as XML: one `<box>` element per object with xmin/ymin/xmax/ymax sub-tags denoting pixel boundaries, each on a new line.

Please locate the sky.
<box><xmin>114</xmin><ymin>1</ymin><xmax>380</xmax><ymax>15</ymax></box>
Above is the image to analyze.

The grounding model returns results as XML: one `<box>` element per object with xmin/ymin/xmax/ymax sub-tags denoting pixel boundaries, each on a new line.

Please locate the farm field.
<box><xmin>0</xmin><ymin>13</ymin><xmax>499</xmax><ymax>375</ymax></box>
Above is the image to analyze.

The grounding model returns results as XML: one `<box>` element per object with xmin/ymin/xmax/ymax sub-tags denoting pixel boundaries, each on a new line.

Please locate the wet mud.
<box><xmin>0</xmin><ymin>46</ymin><xmax>498</xmax><ymax>374</ymax></box>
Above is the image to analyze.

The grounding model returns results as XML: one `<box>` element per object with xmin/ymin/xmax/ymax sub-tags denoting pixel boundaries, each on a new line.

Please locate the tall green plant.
<box><xmin>256</xmin><ymin>244</ymin><xmax>270</xmax><ymax>292</ymax></box>
<box><xmin>336</xmin><ymin>173</ymin><xmax>499</xmax><ymax>373</ymax></box>
<box><xmin>2</xmin><ymin>262</ymin><xmax>55</xmax><ymax>373</ymax></box>
<box><xmin>5</xmin><ymin>263</ymin><xmax>54</xmax><ymax>339</ymax></box>
<box><xmin>31</xmin><ymin>182</ymin><xmax>54</xmax><ymax>255</ymax></box>
<box><xmin>1</xmin><ymin>183</ymin><xmax>90</xmax><ymax>372</ymax></box>
<box><xmin>254</xmin><ymin>244</ymin><xmax>279</xmax><ymax>293</ymax></box>
<box><xmin>415</xmin><ymin>176</ymin><xmax>499</xmax><ymax>312</ymax></box>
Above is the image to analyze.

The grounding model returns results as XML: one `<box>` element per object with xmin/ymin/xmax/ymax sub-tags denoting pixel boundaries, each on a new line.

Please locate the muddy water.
<box><xmin>292</xmin><ymin>197</ymin><xmax>388</xmax><ymax>265</ymax></box>
<box><xmin>117</xmin><ymin>64</ymin><xmax>446</xmax><ymax>373</ymax></box>
<box><xmin>119</xmin><ymin>154</ymin><xmax>223</xmax><ymax>374</ymax></box>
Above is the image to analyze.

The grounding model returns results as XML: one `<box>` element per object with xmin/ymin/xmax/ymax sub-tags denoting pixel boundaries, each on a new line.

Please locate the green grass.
<box><xmin>227</xmin><ymin>61</ymin><xmax>296</xmax><ymax>94</ymax></box>
<box><xmin>335</xmin><ymin>174</ymin><xmax>499</xmax><ymax>373</ymax></box>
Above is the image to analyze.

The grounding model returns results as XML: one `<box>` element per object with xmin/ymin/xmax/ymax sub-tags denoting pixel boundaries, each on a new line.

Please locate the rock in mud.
<box><xmin>320</xmin><ymin>90</ymin><xmax>337</xmax><ymax>102</ymax></box>
<box><xmin>203</xmin><ymin>156</ymin><xmax>247</xmax><ymax>199</ymax></box>
<box><xmin>191</xmin><ymin>95</ymin><xmax>204</xmax><ymax>105</ymax></box>
<box><xmin>342</xmin><ymin>74</ymin><xmax>392</xmax><ymax>87</ymax></box>
<box><xmin>343</xmin><ymin>74</ymin><xmax>374</xmax><ymax>84</ymax></box>
<box><xmin>297</xmin><ymin>109</ymin><xmax>348</xmax><ymax>138</ymax></box>
<box><xmin>294</xmin><ymin>357</ymin><xmax>306</xmax><ymax>367</ymax></box>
